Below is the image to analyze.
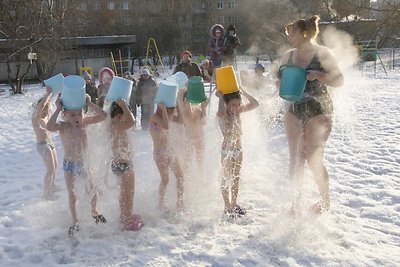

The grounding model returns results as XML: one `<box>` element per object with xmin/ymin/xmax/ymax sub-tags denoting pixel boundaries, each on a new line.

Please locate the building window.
<box><xmin>107</xmin><ymin>1</ymin><xmax>115</xmax><ymax>10</ymax></box>
<box><xmin>217</xmin><ymin>16</ymin><xmax>224</xmax><ymax>23</ymax></box>
<box><xmin>228</xmin><ymin>16</ymin><xmax>237</xmax><ymax>23</ymax></box>
<box><xmin>228</xmin><ymin>1</ymin><xmax>236</xmax><ymax>9</ymax></box>
<box><xmin>79</xmin><ymin>2</ymin><xmax>87</xmax><ymax>11</ymax></box>
<box><xmin>122</xmin><ymin>1</ymin><xmax>130</xmax><ymax>10</ymax></box>
<box><xmin>93</xmin><ymin>0</ymin><xmax>100</xmax><ymax>10</ymax></box>
<box><xmin>217</xmin><ymin>1</ymin><xmax>224</xmax><ymax>9</ymax></box>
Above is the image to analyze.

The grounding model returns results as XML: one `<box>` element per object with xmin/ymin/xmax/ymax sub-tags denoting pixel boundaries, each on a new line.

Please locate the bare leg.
<box><xmin>221</xmin><ymin>155</ymin><xmax>232</xmax><ymax>211</ymax></box>
<box><xmin>42</xmin><ymin>148</ymin><xmax>57</xmax><ymax>199</ymax></box>
<box><xmin>50</xmin><ymin>148</ymin><xmax>58</xmax><ymax>193</ymax></box>
<box><xmin>120</xmin><ymin>170</ymin><xmax>135</xmax><ymax>226</ymax></box>
<box><xmin>171</xmin><ymin>157</ymin><xmax>184</xmax><ymax>210</ymax></box>
<box><xmin>230</xmin><ymin>154</ymin><xmax>243</xmax><ymax>208</ymax></box>
<box><xmin>64</xmin><ymin>172</ymin><xmax>78</xmax><ymax>225</ymax></box>
<box><xmin>304</xmin><ymin>115</ymin><xmax>332</xmax><ymax>213</ymax></box>
<box><xmin>194</xmin><ymin>139</ymin><xmax>205</xmax><ymax>176</ymax></box>
<box><xmin>285</xmin><ymin>112</ymin><xmax>305</xmax><ymax>183</ymax></box>
<box><xmin>154</xmin><ymin>154</ymin><xmax>169</xmax><ymax>210</ymax></box>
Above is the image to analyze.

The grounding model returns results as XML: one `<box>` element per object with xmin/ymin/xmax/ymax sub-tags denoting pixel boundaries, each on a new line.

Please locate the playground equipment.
<box><xmin>357</xmin><ymin>40</ymin><xmax>387</xmax><ymax>77</ymax></box>
<box><xmin>111</xmin><ymin>50</ymin><xmax>130</xmax><ymax>77</ymax></box>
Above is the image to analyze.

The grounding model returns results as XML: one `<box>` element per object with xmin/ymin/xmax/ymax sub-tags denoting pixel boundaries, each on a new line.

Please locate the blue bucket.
<box><xmin>279</xmin><ymin>65</ymin><xmax>307</xmax><ymax>101</ymax></box>
<box><xmin>155</xmin><ymin>80</ymin><xmax>179</xmax><ymax>107</ymax></box>
<box><xmin>44</xmin><ymin>73</ymin><xmax>64</xmax><ymax>95</ymax></box>
<box><xmin>106</xmin><ymin>76</ymin><xmax>133</xmax><ymax>102</ymax></box>
<box><xmin>61</xmin><ymin>75</ymin><xmax>86</xmax><ymax>110</ymax></box>
<box><xmin>172</xmin><ymin>71</ymin><xmax>188</xmax><ymax>89</ymax></box>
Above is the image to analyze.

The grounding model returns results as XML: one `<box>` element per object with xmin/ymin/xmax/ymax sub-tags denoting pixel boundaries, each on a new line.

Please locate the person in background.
<box><xmin>136</xmin><ymin>68</ymin><xmax>157</xmax><ymax>130</ymax></box>
<box><xmin>123</xmin><ymin>71</ymin><xmax>138</xmax><ymax>119</ymax></box>
<box><xmin>173</xmin><ymin>50</ymin><xmax>201</xmax><ymax>78</ymax></box>
<box><xmin>222</xmin><ymin>24</ymin><xmax>241</xmax><ymax>67</ymax></box>
<box><xmin>208</xmin><ymin>24</ymin><xmax>225</xmax><ymax>70</ymax></box>
<box><xmin>82</xmin><ymin>71</ymin><xmax>97</xmax><ymax>105</ymax></box>
<box><xmin>97</xmin><ymin>67</ymin><xmax>115</xmax><ymax>108</ymax></box>
<box><xmin>278</xmin><ymin>15</ymin><xmax>344</xmax><ymax>214</ymax></box>
<box><xmin>32</xmin><ymin>86</ymin><xmax>58</xmax><ymax>200</ymax></box>
<box><xmin>199</xmin><ymin>59</ymin><xmax>212</xmax><ymax>83</ymax></box>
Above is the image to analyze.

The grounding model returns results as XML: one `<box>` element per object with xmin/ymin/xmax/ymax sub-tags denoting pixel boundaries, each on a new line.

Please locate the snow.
<box><xmin>0</xmin><ymin>62</ymin><xmax>399</xmax><ymax>266</ymax></box>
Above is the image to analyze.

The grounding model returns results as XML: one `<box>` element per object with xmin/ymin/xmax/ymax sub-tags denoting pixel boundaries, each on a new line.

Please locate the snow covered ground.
<box><xmin>0</xmin><ymin>62</ymin><xmax>399</xmax><ymax>266</ymax></box>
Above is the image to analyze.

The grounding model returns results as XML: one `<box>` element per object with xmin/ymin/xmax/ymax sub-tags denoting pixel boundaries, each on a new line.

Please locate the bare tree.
<box><xmin>0</xmin><ymin>0</ymin><xmax>81</xmax><ymax>94</ymax></box>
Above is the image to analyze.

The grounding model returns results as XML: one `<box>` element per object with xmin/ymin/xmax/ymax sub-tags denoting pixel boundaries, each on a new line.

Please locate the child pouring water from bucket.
<box><xmin>277</xmin><ymin>15</ymin><xmax>343</xmax><ymax>214</ymax></box>
<box><xmin>109</xmin><ymin>99</ymin><xmax>144</xmax><ymax>231</ymax></box>
<box><xmin>150</xmin><ymin>80</ymin><xmax>185</xmax><ymax>213</ymax></box>
<box><xmin>215</xmin><ymin>66</ymin><xmax>259</xmax><ymax>219</ymax></box>
<box><xmin>47</xmin><ymin>75</ymin><xmax>108</xmax><ymax>235</ymax></box>
<box><xmin>177</xmin><ymin>76</ymin><xmax>209</xmax><ymax>176</ymax></box>
<box><xmin>32</xmin><ymin>85</ymin><xmax>59</xmax><ymax>200</ymax></box>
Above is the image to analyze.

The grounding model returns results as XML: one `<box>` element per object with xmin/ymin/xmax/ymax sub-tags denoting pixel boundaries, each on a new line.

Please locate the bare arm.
<box><xmin>200</xmin><ymin>97</ymin><xmax>209</xmax><ymax>124</ymax></box>
<box><xmin>240</xmin><ymin>87</ymin><xmax>259</xmax><ymax>113</ymax></box>
<box><xmin>307</xmin><ymin>46</ymin><xmax>344</xmax><ymax>87</ymax></box>
<box><xmin>46</xmin><ymin>95</ymin><xmax>64</xmax><ymax>132</ymax></box>
<box><xmin>177</xmin><ymin>90</ymin><xmax>194</xmax><ymax>120</ymax></box>
<box><xmin>33</xmin><ymin>87</ymin><xmax>52</xmax><ymax>119</ymax></box>
<box><xmin>159</xmin><ymin>103</ymin><xmax>169</xmax><ymax>130</ymax></box>
<box><xmin>216</xmin><ymin>90</ymin><xmax>226</xmax><ymax>118</ymax></box>
<box><xmin>114</xmin><ymin>99</ymin><xmax>135</xmax><ymax>131</ymax></box>
<box><xmin>84</xmin><ymin>95</ymin><xmax>107</xmax><ymax>125</ymax></box>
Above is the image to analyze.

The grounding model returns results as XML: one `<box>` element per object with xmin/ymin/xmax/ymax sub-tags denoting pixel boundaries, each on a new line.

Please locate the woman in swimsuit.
<box><xmin>149</xmin><ymin>103</ymin><xmax>184</xmax><ymax>213</ymax></box>
<box><xmin>278</xmin><ymin>15</ymin><xmax>344</xmax><ymax>213</ymax></box>
<box><xmin>216</xmin><ymin>88</ymin><xmax>259</xmax><ymax>218</ymax></box>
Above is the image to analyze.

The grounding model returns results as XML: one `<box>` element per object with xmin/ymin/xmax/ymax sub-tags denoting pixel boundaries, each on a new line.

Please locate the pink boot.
<box><xmin>123</xmin><ymin>214</ymin><xmax>144</xmax><ymax>231</ymax></box>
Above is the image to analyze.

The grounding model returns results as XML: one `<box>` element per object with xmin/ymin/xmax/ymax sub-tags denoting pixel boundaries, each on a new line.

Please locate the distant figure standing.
<box><xmin>136</xmin><ymin>68</ymin><xmax>157</xmax><ymax>130</ymax></box>
<box><xmin>208</xmin><ymin>24</ymin><xmax>225</xmax><ymax>70</ymax></box>
<box><xmin>173</xmin><ymin>50</ymin><xmax>201</xmax><ymax>78</ymax></box>
<box><xmin>222</xmin><ymin>24</ymin><xmax>241</xmax><ymax>67</ymax></box>
<box><xmin>32</xmin><ymin>86</ymin><xmax>58</xmax><ymax>200</ymax></box>
<box><xmin>82</xmin><ymin>71</ymin><xmax>97</xmax><ymax>105</ymax></box>
<box><xmin>97</xmin><ymin>67</ymin><xmax>115</xmax><ymax>108</ymax></box>
<box><xmin>199</xmin><ymin>59</ymin><xmax>212</xmax><ymax>83</ymax></box>
<box><xmin>124</xmin><ymin>71</ymin><xmax>138</xmax><ymax>119</ymax></box>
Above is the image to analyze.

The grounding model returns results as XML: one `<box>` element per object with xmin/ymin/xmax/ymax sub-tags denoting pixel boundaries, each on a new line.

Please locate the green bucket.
<box><xmin>186</xmin><ymin>76</ymin><xmax>206</xmax><ymax>103</ymax></box>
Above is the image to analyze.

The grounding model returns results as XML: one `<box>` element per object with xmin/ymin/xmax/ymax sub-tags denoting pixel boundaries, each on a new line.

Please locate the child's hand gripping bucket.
<box><xmin>171</xmin><ymin>71</ymin><xmax>189</xmax><ymax>89</ymax></box>
<box><xmin>186</xmin><ymin>76</ymin><xmax>206</xmax><ymax>103</ymax></box>
<box><xmin>44</xmin><ymin>73</ymin><xmax>64</xmax><ymax>95</ymax></box>
<box><xmin>155</xmin><ymin>80</ymin><xmax>179</xmax><ymax>107</ymax></box>
<box><xmin>279</xmin><ymin>65</ymin><xmax>307</xmax><ymax>101</ymax></box>
<box><xmin>61</xmin><ymin>75</ymin><xmax>86</xmax><ymax>110</ymax></box>
<box><xmin>215</xmin><ymin>66</ymin><xmax>239</xmax><ymax>94</ymax></box>
<box><xmin>106</xmin><ymin>76</ymin><xmax>133</xmax><ymax>102</ymax></box>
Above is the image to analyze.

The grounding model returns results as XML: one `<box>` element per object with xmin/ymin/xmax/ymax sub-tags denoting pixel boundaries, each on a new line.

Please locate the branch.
<box><xmin>5</xmin><ymin>35</ymin><xmax>46</xmax><ymax>62</ymax></box>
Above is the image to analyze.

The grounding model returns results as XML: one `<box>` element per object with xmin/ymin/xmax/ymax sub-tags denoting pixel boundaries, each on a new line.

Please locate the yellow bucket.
<box><xmin>215</xmin><ymin>66</ymin><xmax>239</xmax><ymax>94</ymax></box>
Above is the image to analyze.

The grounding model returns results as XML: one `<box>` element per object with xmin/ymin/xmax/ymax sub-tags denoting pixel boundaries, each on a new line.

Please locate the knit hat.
<box><xmin>200</xmin><ymin>59</ymin><xmax>210</xmax><ymax>67</ymax></box>
<box><xmin>139</xmin><ymin>68</ymin><xmax>151</xmax><ymax>76</ymax></box>
<box><xmin>82</xmin><ymin>71</ymin><xmax>91</xmax><ymax>80</ymax></box>
<box><xmin>180</xmin><ymin>50</ymin><xmax>192</xmax><ymax>59</ymax></box>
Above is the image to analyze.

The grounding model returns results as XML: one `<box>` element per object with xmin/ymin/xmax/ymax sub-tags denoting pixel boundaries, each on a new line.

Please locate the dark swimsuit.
<box><xmin>287</xmin><ymin>51</ymin><xmax>333</xmax><ymax>123</ymax></box>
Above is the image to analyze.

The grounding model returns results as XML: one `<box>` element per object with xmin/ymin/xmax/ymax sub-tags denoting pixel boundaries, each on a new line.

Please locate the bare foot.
<box><xmin>309</xmin><ymin>202</ymin><xmax>329</xmax><ymax>214</ymax></box>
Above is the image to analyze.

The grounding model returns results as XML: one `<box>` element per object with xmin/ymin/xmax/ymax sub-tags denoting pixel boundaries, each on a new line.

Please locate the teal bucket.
<box><xmin>186</xmin><ymin>76</ymin><xmax>206</xmax><ymax>104</ymax></box>
<box><xmin>279</xmin><ymin>65</ymin><xmax>307</xmax><ymax>101</ymax></box>
<box><xmin>172</xmin><ymin>71</ymin><xmax>188</xmax><ymax>89</ymax></box>
<box><xmin>106</xmin><ymin>76</ymin><xmax>133</xmax><ymax>102</ymax></box>
<box><xmin>155</xmin><ymin>80</ymin><xmax>179</xmax><ymax>107</ymax></box>
<box><xmin>61</xmin><ymin>75</ymin><xmax>86</xmax><ymax>110</ymax></box>
<box><xmin>44</xmin><ymin>73</ymin><xmax>64</xmax><ymax>95</ymax></box>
